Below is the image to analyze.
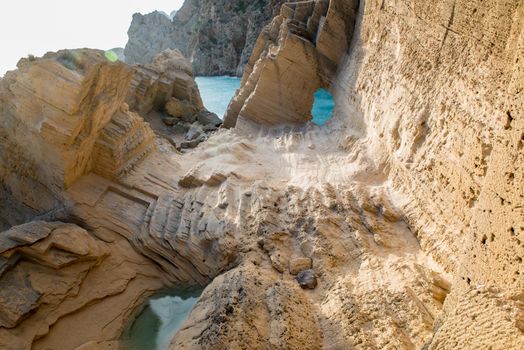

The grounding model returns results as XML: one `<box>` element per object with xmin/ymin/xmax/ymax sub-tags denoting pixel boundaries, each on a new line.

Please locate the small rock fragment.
<box><xmin>180</xmin><ymin>140</ymin><xmax>200</xmax><ymax>149</ymax></box>
<box><xmin>162</xmin><ymin>117</ymin><xmax>178</xmax><ymax>126</ymax></box>
<box><xmin>186</xmin><ymin>124</ymin><xmax>203</xmax><ymax>141</ymax></box>
<box><xmin>270</xmin><ymin>253</ymin><xmax>287</xmax><ymax>273</ymax></box>
<box><xmin>289</xmin><ymin>257</ymin><xmax>312</xmax><ymax>275</ymax></box>
<box><xmin>296</xmin><ymin>269</ymin><xmax>317</xmax><ymax>289</ymax></box>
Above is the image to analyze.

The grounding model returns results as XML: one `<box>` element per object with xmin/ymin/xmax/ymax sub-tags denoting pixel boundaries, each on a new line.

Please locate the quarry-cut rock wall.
<box><xmin>124</xmin><ymin>1</ymin><xmax>290</xmax><ymax>76</ymax></box>
<box><xmin>0</xmin><ymin>0</ymin><xmax>522</xmax><ymax>349</ymax></box>
<box><xmin>333</xmin><ymin>0</ymin><xmax>524</xmax><ymax>347</ymax></box>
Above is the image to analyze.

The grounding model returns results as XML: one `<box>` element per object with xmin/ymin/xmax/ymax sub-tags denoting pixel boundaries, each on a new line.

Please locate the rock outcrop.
<box><xmin>124</xmin><ymin>1</ymin><xmax>289</xmax><ymax>76</ymax></box>
<box><xmin>224</xmin><ymin>0</ymin><xmax>358</xmax><ymax>127</ymax></box>
<box><xmin>124</xmin><ymin>11</ymin><xmax>175</xmax><ymax>66</ymax></box>
<box><xmin>126</xmin><ymin>48</ymin><xmax>221</xmax><ymax>150</ymax></box>
<box><xmin>0</xmin><ymin>49</ymin><xmax>155</xmax><ymax>217</ymax></box>
<box><xmin>0</xmin><ymin>221</ymin><xmax>163</xmax><ymax>350</ymax></box>
<box><xmin>1</xmin><ymin>0</ymin><xmax>523</xmax><ymax>349</ymax></box>
<box><xmin>126</xmin><ymin>48</ymin><xmax>203</xmax><ymax>116</ymax></box>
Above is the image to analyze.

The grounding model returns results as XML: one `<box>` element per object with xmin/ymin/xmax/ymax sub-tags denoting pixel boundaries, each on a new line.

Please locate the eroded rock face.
<box><xmin>332</xmin><ymin>0</ymin><xmax>523</xmax><ymax>347</ymax></box>
<box><xmin>0</xmin><ymin>0</ymin><xmax>522</xmax><ymax>349</ymax></box>
<box><xmin>0</xmin><ymin>221</ymin><xmax>163</xmax><ymax>350</ymax></box>
<box><xmin>126</xmin><ymin>48</ymin><xmax>203</xmax><ymax>116</ymax></box>
<box><xmin>223</xmin><ymin>0</ymin><xmax>358</xmax><ymax>127</ymax></box>
<box><xmin>124</xmin><ymin>1</ymin><xmax>289</xmax><ymax>76</ymax></box>
<box><xmin>0</xmin><ymin>50</ymin><xmax>155</xmax><ymax>219</ymax></box>
<box><xmin>126</xmin><ymin>49</ymin><xmax>221</xmax><ymax>150</ymax></box>
<box><xmin>124</xmin><ymin>11</ymin><xmax>175</xmax><ymax>66</ymax></box>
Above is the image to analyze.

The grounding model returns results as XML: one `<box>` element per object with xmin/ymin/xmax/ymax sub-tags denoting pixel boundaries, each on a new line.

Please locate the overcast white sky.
<box><xmin>0</xmin><ymin>0</ymin><xmax>184</xmax><ymax>76</ymax></box>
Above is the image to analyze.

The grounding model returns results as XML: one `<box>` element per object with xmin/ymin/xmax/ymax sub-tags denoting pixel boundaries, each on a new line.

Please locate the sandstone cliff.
<box><xmin>124</xmin><ymin>1</ymin><xmax>289</xmax><ymax>76</ymax></box>
<box><xmin>224</xmin><ymin>0</ymin><xmax>358</xmax><ymax>127</ymax></box>
<box><xmin>0</xmin><ymin>0</ymin><xmax>523</xmax><ymax>349</ymax></box>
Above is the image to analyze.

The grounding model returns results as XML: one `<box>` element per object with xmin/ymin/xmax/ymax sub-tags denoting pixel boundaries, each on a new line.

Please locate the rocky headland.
<box><xmin>1</xmin><ymin>0</ymin><xmax>523</xmax><ymax>349</ymax></box>
<box><xmin>124</xmin><ymin>1</ymin><xmax>289</xmax><ymax>76</ymax></box>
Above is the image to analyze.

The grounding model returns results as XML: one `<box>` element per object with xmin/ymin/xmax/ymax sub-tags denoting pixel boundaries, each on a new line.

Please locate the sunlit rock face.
<box><xmin>0</xmin><ymin>221</ymin><xmax>163</xmax><ymax>350</ymax></box>
<box><xmin>0</xmin><ymin>0</ymin><xmax>522</xmax><ymax>349</ymax></box>
<box><xmin>124</xmin><ymin>1</ymin><xmax>290</xmax><ymax>76</ymax></box>
<box><xmin>0</xmin><ymin>50</ymin><xmax>155</xmax><ymax>219</ymax></box>
<box><xmin>223</xmin><ymin>0</ymin><xmax>358</xmax><ymax>127</ymax></box>
<box><xmin>126</xmin><ymin>48</ymin><xmax>204</xmax><ymax>116</ymax></box>
<box><xmin>335</xmin><ymin>0</ymin><xmax>524</xmax><ymax>347</ymax></box>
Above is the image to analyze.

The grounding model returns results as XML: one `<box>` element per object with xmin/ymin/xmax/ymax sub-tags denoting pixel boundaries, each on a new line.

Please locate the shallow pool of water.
<box><xmin>195</xmin><ymin>76</ymin><xmax>241</xmax><ymax>118</ymax></box>
<box><xmin>120</xmin><ymin>288</ymin><xmax>202</xmax><ymax>350</ymax></box>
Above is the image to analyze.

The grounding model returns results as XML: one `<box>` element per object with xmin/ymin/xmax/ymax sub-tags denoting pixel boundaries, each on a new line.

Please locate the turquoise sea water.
<box><xmin>121</xmin><ymin>289</ymin><xmax>202</xmax><ymax>350</ymax></box>
<box><xmin>195</xmin><ymin>76</ymin><xmax>241</xmax><ymax>118</ymax></box>
<box><xmin>311</xmin><ymin>88</ymin><xmax>335</xmax><ymax>125</ymax></box>
<box><xmin>195</xmin><ymin>77</ymin><xmax>334</xmax><ymax>125</ymax></box>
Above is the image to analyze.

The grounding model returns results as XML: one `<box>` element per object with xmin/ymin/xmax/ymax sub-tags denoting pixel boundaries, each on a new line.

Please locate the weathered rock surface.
<box><xmin>0</xmin><ymin>0</ymin><xmax>523</xmax><ymax>349</ymax></box>
<box><xmin>0</xmin><ymin>49</ymin><xmax>155</xmax><ymax>217</ymax></box>
<box><xmin>224</xmin><ymin>0</ymin><xmax>358</xmax><ymax>127</ymax></box>
<box><xmin>124</xmin><ymin>11</ymin><xmax>175</xmax><ymax>66</ymax></box>
<box><xmin>124</xmin><ymin>1</ymin><xmax>290</xmax><ymax>76</ymax></box>
<box><xmin>126</xmin><ymin>49</ymin><xmax>219</xmax><ymax>150</ymax></box>
<box><xmin>0</xmin><ymin>221</ymin><xmax>163</xmax><ymax>350</ymax></box>
<box><xmin>126</xmin><ymin>48</ymin><xmax>203</xmax><ymax>116</ymax></box>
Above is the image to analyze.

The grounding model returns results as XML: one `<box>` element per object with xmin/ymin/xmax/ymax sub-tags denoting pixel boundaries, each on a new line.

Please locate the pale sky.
<box><xmin>0</xmin><ymin>0</ymin><xmax>184</xmax><ymax>76</ymax></box>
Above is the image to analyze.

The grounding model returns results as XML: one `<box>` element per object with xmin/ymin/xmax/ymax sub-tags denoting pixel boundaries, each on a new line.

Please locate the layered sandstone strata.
<box><xmin>124</xmin><ymin>1</ymin><xmax>289</xmax><ymax>76</ymax></box>
<box><xmin>0</xmin><ymin>50</ymin><xmax>155</xmax><ymax>218</ymax></box>
<box><xmin>223</xmin><ymin>0</ymin><xmax>358</xmax><ymax>127</ymax></box>
<box><xmin>0</xmin><ymin>221</ymin><xmax>163</xmax><ymax>350</ymax></box>
<box><xmin>0</xmin><ymin>49</ymin><xmax>239</xmax><ymax>349</ymax></box>
<box><xmin>0</xmin><ymin>0</ymin><xmax>522</xmax><ymax>349</ymax></box>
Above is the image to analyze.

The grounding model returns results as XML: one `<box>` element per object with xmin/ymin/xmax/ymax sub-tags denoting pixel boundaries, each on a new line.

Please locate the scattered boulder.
<box><xmin>180</xmin><ymin>139</ymin><xmax>201</xmax><ymax>149</ymax></box>
<box><xmin>296</xmin><ymin>269</ymin><xmax>317</xmax><ymax>289</ymax></box>
<box><xmin>186</xmin><ymin>124</ymin><xmax>203</xmax><ymax>141</ymax></box>
<box><xmin>165</xmin><ymin>97</ymin><xmax>199</xmax><ymax>121</ymax></box>
<box><xmin>197</xmin><ymin>111</ymin><xmax>222</xmax><ymax>127</ymax></box>
<box><xmin>289</xmin><ymin>257</ymin><xmax>312</xmax><ymax>275</ymax></box>
<box><xmin>270</xmin><ymin>252</ymin><xmax>287</xmax><ymax>273</ymax></box>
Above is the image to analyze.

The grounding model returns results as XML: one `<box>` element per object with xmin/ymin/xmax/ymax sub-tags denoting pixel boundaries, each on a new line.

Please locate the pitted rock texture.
<box><xmin>124</xmin><ymin>1</ymin><xmax>290</xmax><ymax>76</ymax></box>
<box><xmin>223</xmin><ymin>0</ymin><xmax>358</xmax><ymax>127</ymax></box>
<box><xmin>0</xmin><ymin>0</ymin><xmax>523</xmax><ymax>349</ymax></box>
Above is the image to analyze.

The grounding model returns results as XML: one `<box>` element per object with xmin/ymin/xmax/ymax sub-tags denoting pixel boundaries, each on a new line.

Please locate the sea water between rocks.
<box><xmin>121</xmin><ymin>289</ymin><xmax>202</xmax><ymax>350</ymax></box>
<box><xmin>195</xmin><ymin>76</ymin><xmax>334</xmax><ymax>125</ymax></box>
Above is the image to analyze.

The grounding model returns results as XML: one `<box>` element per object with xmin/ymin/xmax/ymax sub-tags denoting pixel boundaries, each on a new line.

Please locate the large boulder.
<box><xmin>126</xmin><ymin>49</ymin><xmax>204</xmax><ymax>116</ymax></box>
